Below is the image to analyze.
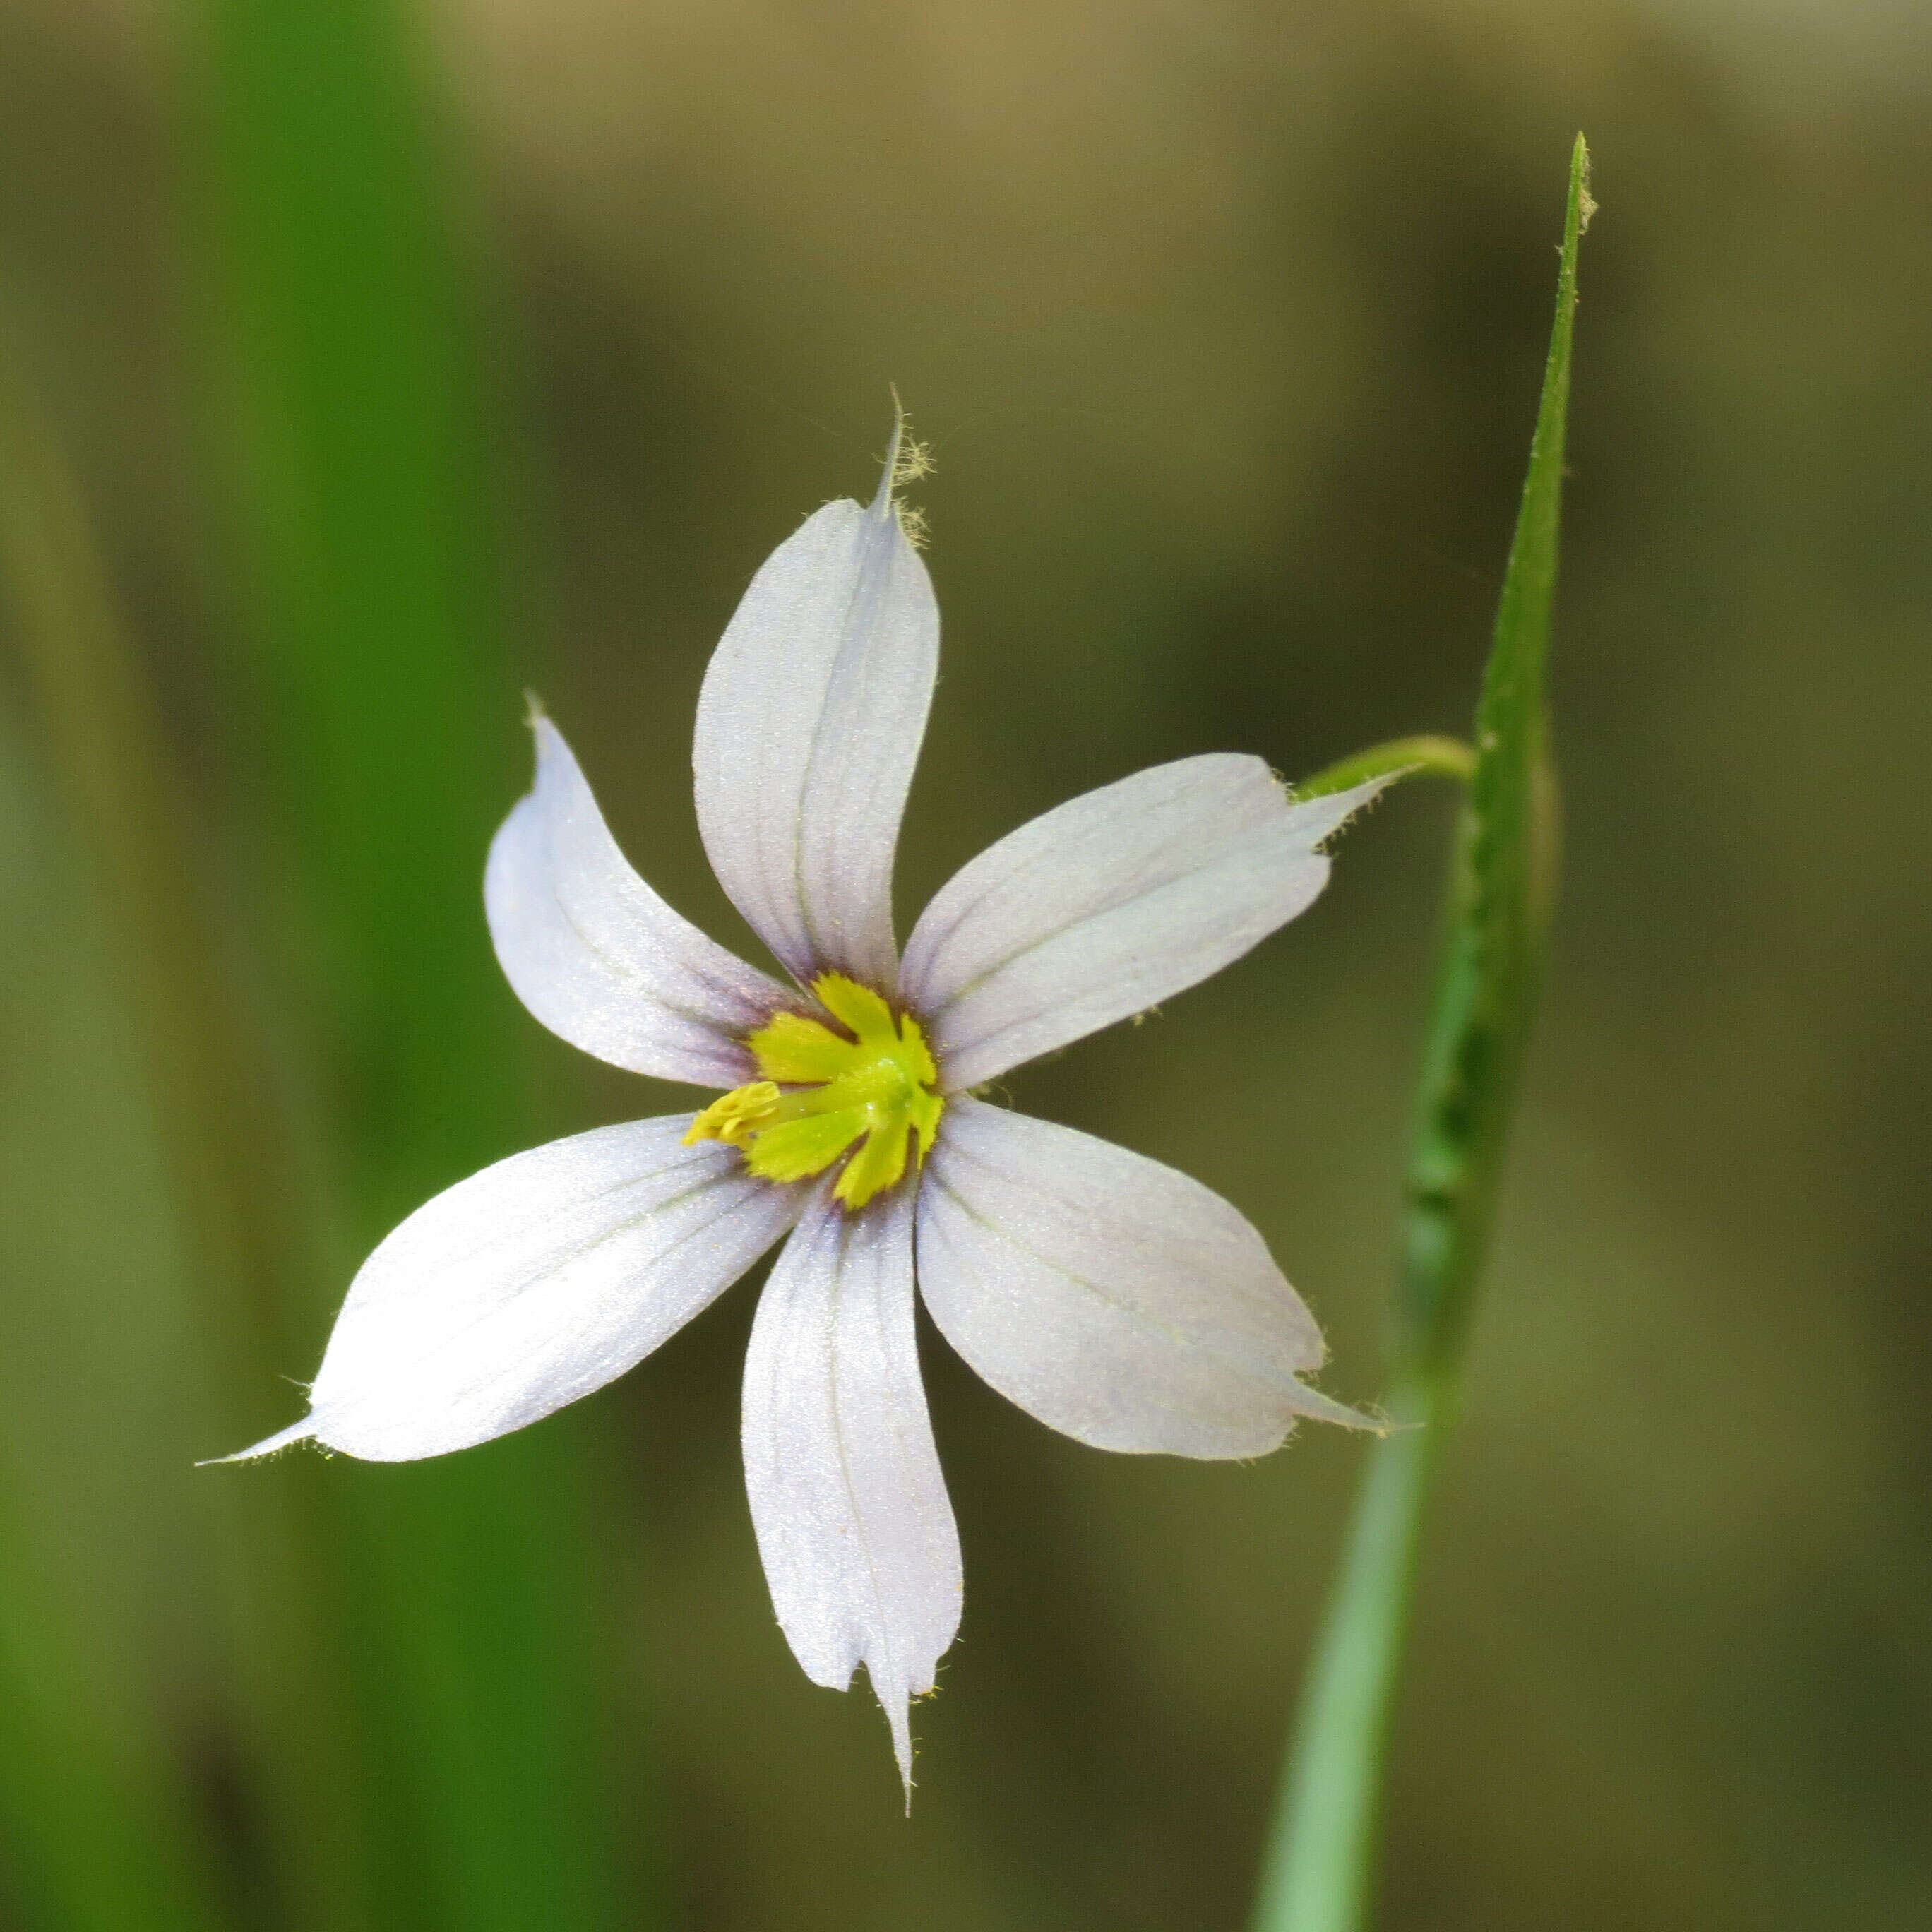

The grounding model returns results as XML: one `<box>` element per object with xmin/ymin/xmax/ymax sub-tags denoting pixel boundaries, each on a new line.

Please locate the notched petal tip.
<box><xmin>524</xmin><ymin>708</ymin><xmax>570</xmax><ymax>767</ymax></box>
<box><xmin>197</xmin><ymin>1418</ymin><xmax>316</xmax><ymax>1466</ymax></box>
<box><xmin>871</xmin><ymin>400</ymin><xmax>905</xmax><ymax>516</ymax></box>
<box><xmin>1276</xmin><ymin>1381</ymin><xmax>1392</xmax><ymax>1435</ymax></box>
<box><xmin>1284</xmin><ymin>772</ymin><xmax>1397</xmax><ymax>849</ymax></box>
<box><xmin>873</xmin><ymin>395</ymin><xmax>936</xmax><ymax>547</ymax></box>
<box><xmin>880</xmin><ymin>1673</ymin><xmax>917</xmax><ymax>1810</ymax></box>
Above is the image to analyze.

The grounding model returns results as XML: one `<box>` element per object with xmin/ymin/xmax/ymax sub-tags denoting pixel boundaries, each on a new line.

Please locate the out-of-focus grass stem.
<box><xmin>1251</xmin><ymin>136</ymin><xmax>1591</xmax><ymax>1932</ymax></box>
<box><xmin>191</xmin><ymin>0</ymin><xmax>623</xmax><ymax>1924</ymax></box>
<box><xmin>0</xmin><ymin>1491</ymin><xmax>220</xmax><ymax>1932</ymax></box>
<box><xmin>0</xmin><ymin>328</ymin><xmax>376</xmax><ymax>1931</ymax></box>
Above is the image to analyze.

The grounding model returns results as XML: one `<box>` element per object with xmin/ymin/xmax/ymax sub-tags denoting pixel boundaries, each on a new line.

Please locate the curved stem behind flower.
<box><xmin>1294</xmin><ymin>734</ymin><xmax>1476</xmax><ymax>800</ymax></box>
<box><xmin>1251</xmin><ymin>1371</ymin><xmax>1441</xmax><ymax>1932</ymax></box>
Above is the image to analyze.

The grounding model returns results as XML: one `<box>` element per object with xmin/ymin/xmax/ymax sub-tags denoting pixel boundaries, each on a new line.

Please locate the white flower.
<box><xmin>229</xmin><ymin>431</ymin><xmax>1382</xmax><ymax>1792</ymax></box>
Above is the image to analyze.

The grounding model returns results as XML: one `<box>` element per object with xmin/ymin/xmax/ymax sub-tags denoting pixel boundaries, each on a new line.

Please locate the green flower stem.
<box><xmin>1295</xmin><ymin>734</ymin><xmax>1477</xmax><ymax>799</ymax></box>
<box><xmin>1251</xmin><ymin>136</ymin><xmax>1591</xmax><ymax>1932</ymax></box>
<box><xmin>1252</xmin><ymin>1375</ymin><xmax>1441</xmax><ymax>1932</ymax></box>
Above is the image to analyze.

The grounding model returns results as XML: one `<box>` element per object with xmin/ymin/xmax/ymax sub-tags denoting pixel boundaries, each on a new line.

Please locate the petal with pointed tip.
<box><xmin>902</xmin><ymin>763</ymin><xmax>1387</xmax><ymax>1092</ymax></box>
<box><xmin>916</xmin><ymin>1097</ymin><xmax>1370</xmax><ymax>1457</ymax></box>
<box><xmin>228</xmin><ymin>1117</ymin><xmax>803</xmax><ymax>1462</ymax></box>
<box><xmin>742</xmin><ymin>1183</ymin><xmax>960</xmax><ymax>1798</ymax></box>
<box><xmin>486</xmin><ymin>717</ymin><xmax>791</xmax><ymax>1087</ymax></box>
<box><xmin>693</xmin><ymin>460</ymin><xmax>938</xmax><ymax>990</ymax></box>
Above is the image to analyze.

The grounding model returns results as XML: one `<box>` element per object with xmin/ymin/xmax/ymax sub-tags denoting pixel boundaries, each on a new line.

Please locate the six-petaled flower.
<box><xmin>226</xmin><ymin>426</ymin><xmax>1382</xmax><ymax>1794</ymax></box>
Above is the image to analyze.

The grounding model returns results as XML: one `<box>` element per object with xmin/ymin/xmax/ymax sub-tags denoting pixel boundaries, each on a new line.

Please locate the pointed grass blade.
<box><xmin>0</xmin><ymin>355</ymin><xmax>242</xmax><ymax>1932</ymax></box>
<box><xmin>1252</xmin><ymin>136</ymin><xmax>1592</xmax><ymax>1932</ymax></box>
<box><xmin>1395</xmin><ymin>132</ymin><xmax>1590</xmax><ymax>1374</ymax></box>
<box><xmin>191</xmin><ymin>0</ymin><xmax>622</xmax><ymax>1924</ymax></box>
<box><xmin>0</xmin><ymin>315</ymin><xmax>405</xmax><ymax>1931</ymax></box>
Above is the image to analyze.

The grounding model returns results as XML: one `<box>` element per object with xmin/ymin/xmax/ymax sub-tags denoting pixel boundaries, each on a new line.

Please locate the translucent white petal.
<box><xmin>485</xmin><ymin>717</ymin><xmax>790</xmax><ymax>1087</ymax></box>
<box><xmin>902</xmin><ymin>763</ymin><xmax>1387</xmax><ymax>1091</ymax></box>
<box><xmin>742</xmin><ymin>1183</ymin><xmax>961</xmax><ymax>1796</ymax></box>
<box><xmin>692</xmin><ymin>457</ymin><xmax>938</xmax><ymax>990</ymax></box>
<box><xmin>916</xmin><ymin>1098</ymin><xmax>1367</xmax><ymax>1457</ymax></box>
<box><xmin>229</xmin><ymin>1118</ymin><xmax>802</xmax><ymax>1462</ymax></box>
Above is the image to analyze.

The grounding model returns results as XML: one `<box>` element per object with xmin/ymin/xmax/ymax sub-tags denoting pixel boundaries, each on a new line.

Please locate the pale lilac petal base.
<box><xmin>229</xmin><ymin>1118</ymin><xmax>804</xmax><ymax>1462</ymax></box>
<box><xmin>917</xmin><ymin>1097</ymin><xmax>1364</xmax><ymax>1457</ymax></box>
<box><xmin>485</xmin><ymin>717</ymin><xmax>789</xmax><ymax>1087</ymax></box>
<box><xmin>903</xmin><ymin>761</ymin><xmax>1388</xmax><ymax>1091</ymax></box>
<box><xmin>742</xmin><ymin>1182</ymin><xmax>962</xmax><ymax>1796</ymax></box>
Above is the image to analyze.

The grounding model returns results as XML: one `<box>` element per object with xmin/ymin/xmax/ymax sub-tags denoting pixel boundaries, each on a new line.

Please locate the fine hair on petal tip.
<box><xmin>891</xmin><ymin>430</ymin><xmax>935</xmax><ymax>488</ymax></box>
<box><xmin>1271</xmin><ymin>764</ymin><xmax>1400</xmax><ymax>847</ymax></box>
<box><xmin>1314</xmin><ymin>784</ymin><xmax>1393</xmax><ymax>845</ymax></box>
<box><xmin>883</xmin><ymin>386</ymin><xmax>935</xmax><ymax>544</ymax></box>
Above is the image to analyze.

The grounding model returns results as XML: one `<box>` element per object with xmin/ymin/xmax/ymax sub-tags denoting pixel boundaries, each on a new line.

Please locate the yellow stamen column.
<box><xmin>685</xmin><ymin>974</ymin><xmax>945</xmax><ymax>1209</ymax></box>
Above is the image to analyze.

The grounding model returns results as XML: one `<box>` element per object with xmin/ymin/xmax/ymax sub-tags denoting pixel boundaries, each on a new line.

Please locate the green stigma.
<box><xmin>684</xmin><ymin>972</ymin><xmax>945</xmax><ymax>1210</ymax></box>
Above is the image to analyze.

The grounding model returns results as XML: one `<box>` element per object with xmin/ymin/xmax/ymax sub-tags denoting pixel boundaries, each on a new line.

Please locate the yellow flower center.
<box><xmin>683</xmin><ymin>972</ymin><xmax>945</xmax><ymax>1210</ymax></box>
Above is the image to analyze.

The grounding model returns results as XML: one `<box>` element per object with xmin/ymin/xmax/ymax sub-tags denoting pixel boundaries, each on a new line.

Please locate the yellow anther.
<box><xmin>691</xmin><ymin>974</ymin><xmax>945</xmax><ymax>1210</ymax></box>
<box><xmin>748</xmin><ymin>1008</ymin><xmax>853</xmax><ymax>1085</ymax></box>
<box><xmin>684</xmin><ymin>1080</ymin><xmax>782</xmax><ymax>1148</ymax></box>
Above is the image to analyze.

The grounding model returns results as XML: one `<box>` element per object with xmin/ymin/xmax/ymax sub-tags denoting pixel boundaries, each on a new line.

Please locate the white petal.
<box><xmin>486</xmin><ymin>716</ymin><xmax>791</xmax><ymax>1087</ymax></box>
<box><xmin>229</xmin><ymin>1118</ymin><xmax>802</xmax><ymax>1462</ymax></box>
<box><xmin>916</xmin><ymin>1097</ymin><xmax>1366</xmax><ymax>1457</ymax></box>
<box><xmin>692</xmin><ymin>455</ymin><xmax>938</xmax><ymax>990</ymax></box>
<box><xmin>902</xmin><ymin>763</ymin><xmax>1387</xmax><ymax>1092</ymax></box>
<box><xmin>742</xmin><ymin>1183</ymin><xmax>961</xmax><ymax>1796</ymax></box>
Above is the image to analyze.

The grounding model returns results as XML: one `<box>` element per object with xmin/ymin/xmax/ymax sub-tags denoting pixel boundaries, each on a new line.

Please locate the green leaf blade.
<box><xmin>1393</xmin><ymin>131</ymin><xmax>1587</xmax><ymax>1376</ymax></box>
<box><xmin>196</xmin><ymin>1</ymin><xmax>627</xmax><ymax>1926</ymax></box>
<box><xmin>1251</xmin><ymin>136</ymin><xmax>1592</xmax><ymax>1932</ymax></box>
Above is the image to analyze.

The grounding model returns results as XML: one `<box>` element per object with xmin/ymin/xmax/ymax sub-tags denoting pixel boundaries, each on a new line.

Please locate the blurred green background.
<box><xmin>0</xmin><ymin>1</ymin><xmax>1926</xmax><ymax>1928</ymax></box>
